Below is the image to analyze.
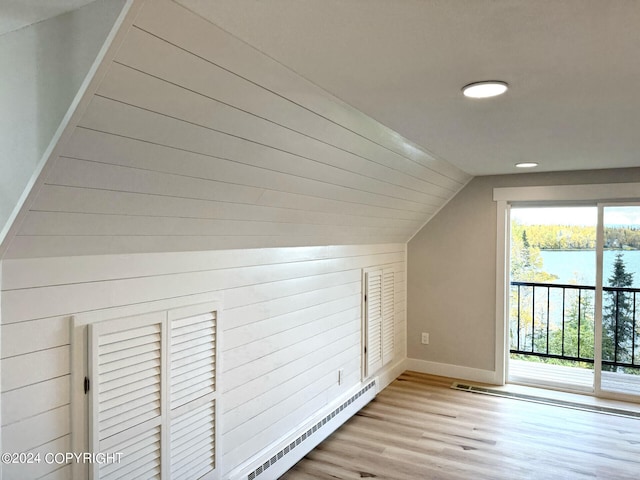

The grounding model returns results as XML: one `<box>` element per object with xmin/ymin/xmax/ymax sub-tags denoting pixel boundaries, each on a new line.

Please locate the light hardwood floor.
<box><xmin>281</xmin><ymin>371</ymin><xmax>640</xmax><ymax>479</ymax></box>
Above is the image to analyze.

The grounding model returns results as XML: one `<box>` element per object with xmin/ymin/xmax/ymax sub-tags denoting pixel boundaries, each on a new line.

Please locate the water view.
<box><xmin>539</xmin><ymin>250</ymin><xmax>640</xmax><ymax>287</ymax></box>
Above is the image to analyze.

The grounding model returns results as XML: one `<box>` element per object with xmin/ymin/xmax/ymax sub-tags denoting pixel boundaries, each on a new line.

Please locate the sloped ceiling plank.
<box><xmin>5</xmin><ymin>0</ymin><xmax>470</xmax><ymax>258</ymax></box>
<box><xmin>32</xmin><ymin>186</ymin><xmax>421</xmax><ymax>231</ymax></box>
<box><xmin>74</xmin><ymin>95</ymin><xmax>441</xmax><ymax>211</ymax></box>
<box><xmin>45</xmin><ymin>155</ymin><xmax>430</xmax><ymax>222</ymax></box>
<box><xmin>62</xmin><ymin>127</ymin><xmax>444</xmax><ymax>214</ymax></box>
<box><xmin>19</xmin><ymin>212</ymin><xmax>409</xmax><ymax>238</ymax></box>
<box><xmin>93</xmin><ymin>64</ymin><xmax>446</xmax><ymax>209</ymax></box>
<box><xmin>0</xmin><ymin>0</ymin><xmax>148</xmax><ymax>260</ymax></box>
<box><xmin>48</xmin><ymin>156</ymin><xmax>266</xmax><ymax>206</ymax></box>
<box><xmin>114</xmin><ymin>26</ymin><xmax>463</xmax><ymax>193</ymax></box>
<box><xmin>136</xmin><ymin>0</ymin><xmax>469</xmax><ymax>184</ymax></box>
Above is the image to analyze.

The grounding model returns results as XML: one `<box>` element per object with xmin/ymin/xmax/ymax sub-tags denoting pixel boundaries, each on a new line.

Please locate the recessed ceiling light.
<box><xmin>515</xmin><ymin>162</ymin><xmax>539</xmax><ymax>168</ymax></box>
<box><xmin>462</xmin><ymin>81</ymin><xmax>508</xmax><ymax>98</ymax></box>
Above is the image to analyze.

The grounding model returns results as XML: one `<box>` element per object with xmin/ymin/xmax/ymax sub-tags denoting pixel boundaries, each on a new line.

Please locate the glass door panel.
<box><xmin>599</xmin><ymin>205</ymin><xmax>640</xmax><ymax>397</ymax></box>
<box><xmin>508</xmin><ymin>206</ymin><xmax>596</xmax><ymax>391</ymax></box>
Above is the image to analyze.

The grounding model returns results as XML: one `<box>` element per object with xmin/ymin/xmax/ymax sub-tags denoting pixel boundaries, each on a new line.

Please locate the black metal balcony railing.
<box><xmin>510</xmin><ymin>281</ymin><xmax>640</xmax><ymax>370</ymax></box>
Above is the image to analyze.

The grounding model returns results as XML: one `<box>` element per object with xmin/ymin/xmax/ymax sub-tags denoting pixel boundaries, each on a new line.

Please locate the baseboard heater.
<box><xmin>231</xmin><ymin>379</ymin><xmax>377</xmax><ymax>480</ymax></box>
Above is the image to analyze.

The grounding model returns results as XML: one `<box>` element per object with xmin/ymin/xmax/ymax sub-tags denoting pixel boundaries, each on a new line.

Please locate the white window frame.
<box><xmin>71</xmin><ymin>292</ymin><xmax>222</xmax><ymax>480</ymax></box>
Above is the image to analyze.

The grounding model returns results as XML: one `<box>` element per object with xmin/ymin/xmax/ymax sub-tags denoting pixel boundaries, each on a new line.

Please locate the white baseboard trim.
<box><xmin>406</xmin><ymin>358</ymin><xmax>499</xmax><ymax>384</ymax></box>
<box><xmin>377</xmin><ymin>357</ymin><xmax>408</xmax><ymax>392</ymax></box>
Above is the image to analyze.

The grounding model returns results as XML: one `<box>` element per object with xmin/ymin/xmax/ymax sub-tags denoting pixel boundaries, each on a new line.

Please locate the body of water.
<box><xmin>539</xmin><ymin>250</ymin><xmax>640</xmax><ymax>287</ymax></box>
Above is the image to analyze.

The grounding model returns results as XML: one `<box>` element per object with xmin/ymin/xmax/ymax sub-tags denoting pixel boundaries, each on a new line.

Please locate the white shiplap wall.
<box><xmin>0</xmin><ymin>244</ymin><xmax>406</xmax><ymax>479</ymax></box>
<box><xmin>4</xmin><ymin>0</ymin><xmax>469</xmax><ymax>259</ymax></box>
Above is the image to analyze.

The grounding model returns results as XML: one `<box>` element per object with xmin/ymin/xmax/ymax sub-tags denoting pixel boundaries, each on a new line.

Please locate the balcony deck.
<box><xmin>509</xmin><ymin>359</ymin><xmax>593</xmax><ymax>392</ymax></box>
<box><xmin>509</xmin><ymin>358</ymin><xmax>640</xmax><ymax>397</ymax></box>
<box><xmin>510</xmin><ymin>280</ymin><xmax>640</xmax><ymax>399</ymax></box>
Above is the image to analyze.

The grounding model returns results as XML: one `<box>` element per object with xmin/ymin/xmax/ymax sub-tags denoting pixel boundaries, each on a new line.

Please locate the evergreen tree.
<box><xmin>510</xmin><ymin>222</ymin><xmax>558</xmax><ymax>282</ymax></box>
<box><xmin>549</xmin><ymin>288</ymin><xmax>595</xmax><ymax>362</ymax></box>
<box><xmin>602</xmin><ymin>253</ymin><xmax>635</xmax><ymax>371</ymax></box>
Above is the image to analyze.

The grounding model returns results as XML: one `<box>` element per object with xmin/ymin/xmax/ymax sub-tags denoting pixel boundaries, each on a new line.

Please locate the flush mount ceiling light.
<box><xmin>462</xmin><ymin>81</ymin><xmax>508</xmax><ymax>98</ymax></box>
<box><xmin>515</xmin><ymin>162</ymin><xmax>539</xmax><ymax>168</ymax></box>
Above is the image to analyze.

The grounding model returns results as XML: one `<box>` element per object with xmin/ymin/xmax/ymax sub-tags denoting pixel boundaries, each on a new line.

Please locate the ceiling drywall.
<box><xmin>177</xmin><ymin>0</ymin><xmax>640</xmax><ymax>176</ymax></box>
<box><xmin>0</xmin><ymin>0</ymin><xmax>97</xmax><ymax>35</ymax></box>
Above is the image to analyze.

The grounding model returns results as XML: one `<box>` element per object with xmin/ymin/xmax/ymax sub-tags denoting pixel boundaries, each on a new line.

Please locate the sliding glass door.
<box><xmin>507</xmin><ymin>203</ymin><xmax>640</xmax><ymax>400</ymax></box>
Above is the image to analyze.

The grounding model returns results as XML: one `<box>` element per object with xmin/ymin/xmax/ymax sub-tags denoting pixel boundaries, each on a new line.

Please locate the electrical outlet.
<box><xmin>338</xmin><ymin>368</ymin><xmax>344</xmax><ymax>385</ymax></box>
<box><xmin>421</xmin><ymin>332</ymin><xmax>429</xmax><ymax>345</ymax></box>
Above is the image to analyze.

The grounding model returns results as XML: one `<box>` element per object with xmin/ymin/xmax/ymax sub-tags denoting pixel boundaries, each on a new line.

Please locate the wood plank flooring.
<box><xmin>281</xmin><ymin>371</ymin><xmax>640</xmax><ymax>479</ymax></box>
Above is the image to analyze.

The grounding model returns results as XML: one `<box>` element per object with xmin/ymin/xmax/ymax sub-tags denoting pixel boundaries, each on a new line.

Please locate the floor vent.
<box><xmin>451</xmin><ymin>382</ymin><xmax>640</xmax><ymax>419</ymax></box>
<box><xmin>246</xmin><ymin>380</ymin><xmax>376</xmax><ymax>480</ymax></box>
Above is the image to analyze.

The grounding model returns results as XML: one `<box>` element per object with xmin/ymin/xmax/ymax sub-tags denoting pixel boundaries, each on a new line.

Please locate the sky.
<box><xmin>511</xmin><ymin>206</ymin><xmax>640</xmax><ymax>226</ymax></box>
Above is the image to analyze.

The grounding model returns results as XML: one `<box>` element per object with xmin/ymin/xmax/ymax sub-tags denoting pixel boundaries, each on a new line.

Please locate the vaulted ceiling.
<box><xmin>5</xmin><ymin>0</ymin><xmax>639</xmax><ymax>259</ymax></box>
<box><xmin>1</xmin><ymin>0</ymin><xmax>470</xmax><ymax>258</ymax></box>
<box><xmin>177</xmin><ymin>0</ymin><xmax>640</xmax><ymax>176</ymax></box>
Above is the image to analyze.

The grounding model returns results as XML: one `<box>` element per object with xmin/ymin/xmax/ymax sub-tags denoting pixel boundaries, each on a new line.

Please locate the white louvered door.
<box><xmin>381</xmin><ymin>268</ymin><xmax>395</xmax><ymax>367</ymax></box>
<box><xmin>89</xmin><ymin>312</ymin><xmax>165</xmax><ymax>480</ymax></box>
<box><xmin>365</xmin><ymin>270</ymin><xmax>383</xmax><ymax>377</ymax></box>
<box><xmin>169</xmin><ymin>306</ymin><xmax>217</xmax><ymax>480</ymax></box>
<box><xmin>88</xmin><ymin>303</ymin><xmax>219</xmax><ymax>480</ymax></box>
<box><xmin>364</xmin><ymin>268</ymin><xmax>395</xmax><ymax>378</ymax></box>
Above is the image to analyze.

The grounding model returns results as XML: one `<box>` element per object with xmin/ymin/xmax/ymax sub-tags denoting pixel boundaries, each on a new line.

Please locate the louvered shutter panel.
<box><xmin>89</xmin><ymin>312</ymin><xmax>165</xmax><ymax>480</ymax></box>
<box><xmin>171</xmin><ymin>401</ymin><xmax>216</xmax><ymax>479</ymax></box>
<box><xmin>88</xmin><ymin>303</ymin><xmax>219</xmax><ymax>480</ymax></box>
<box><xmin>365</xmin><ymin>270</ymin><xmax>383</xmax><ymax>376</ymax></box>
<box><xmin>381</xmin><ymin>269</ymin><xmax>395</xmax><ymax>366</ymax></box>
<box><xmin>168</xmin><ymin>308</ymin><xmax>218</xmax><ymax>480</ymax></box>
